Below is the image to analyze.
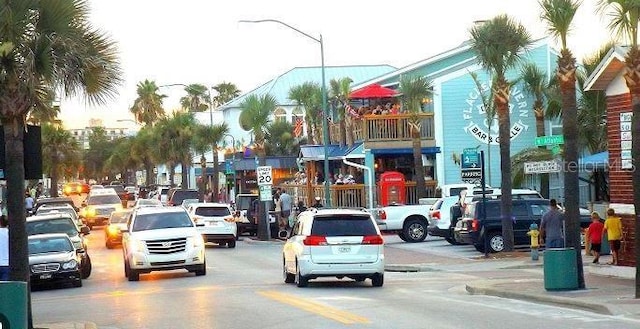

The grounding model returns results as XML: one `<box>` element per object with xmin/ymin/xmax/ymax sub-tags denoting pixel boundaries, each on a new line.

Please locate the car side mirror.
<box><xmin>76</xmin><ymin>248</ymin><xmax>85</xmax><ymax>254</ymax></box>
<box><xmin>80</xmin><ymin>226</ymin><xmax>90</xmax><ymax>234</ymax></box>
<box><xmin>279</xmin><ymin>230</ymin><xmax>289</xmax><ymax>239</ymax></box>
<box><xmin>196</xmin><ymin>223</ymin><xmax>205</xmax><ymax>227</ymax></box>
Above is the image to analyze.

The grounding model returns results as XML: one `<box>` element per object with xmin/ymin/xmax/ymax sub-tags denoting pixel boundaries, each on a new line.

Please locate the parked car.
<box><xmin>234</xmin><ymin>193</ymin><xmax>278</xmax><ymax>237</ymax></box>
<box><xmin>105</xmin><ymin>210</ymin><xmax>131</xmax><ymax>249</ymax></box>
<box><xmin>26</xmin><ymin>213</ymin><xmax>92</xmax><ymax>278</ymax></box>
<box><xmin>166</xmin><ymin>189</ymin><xmax>199</xmax><ymax>207</ymax></box>
<box><xmin>122</xmin><ymin>206</ymin><xmax>206</xmax><ymax>281</ymax></box>
<box><xmin>456</xmin><ymin>198</ymin><xmax>592</xmax><ymax>253</ymax></box>
<box><xmin>187</xmin><ymin>203</ymin><xmax>237</xmax><ymax>248</ymax></box>
<box><xmin>28</xmin><ymin>233</ymin><xmax>83</xmax><ymax>288</ymax></box>
<box><xmin>282</xmin><ymin>208</ymin><xmax>385</xmax><ymax>288</ymax></box>
<box><xmin>80</xmin><ymin>189</ymin><xmax>123</xmax><ymax>229</ymax></box>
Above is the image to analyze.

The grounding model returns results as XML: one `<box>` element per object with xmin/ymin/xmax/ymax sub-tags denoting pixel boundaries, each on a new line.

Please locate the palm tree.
<box><xmin>193</xmin><ymin>123</ymin><xmax>229</xmax><ymax>200</ymax></box>
<box><xmin>399</xmin><ymin>75</ymin><xmax>433</xmax><ymax>199</ymax></box>
<box><xmin>212</xmin><ymin>82</ymin><xmax>241</xmax><ymax>107</ymax></box>
<box><xmin>130</xmin><ymin>127</ymin><xmax>158</xmax><ymax>186</ymax></box>
<box><xmin>0</xmin><ymin>1</ymin><xmax>121</xmax><ymax>326</ymax></box>
<box><xmin>469</xmin><ymin>72</ymin><xmax>496</xmax><ymax>185</ymax></box>
<box><xmin>470</xmin><ymin>14</ymin><xmax>532</xmax><ymax>252</ymax></box>
<box><xmin>540</xmin><ymin>0</ymin><xmax>584</xmax><ymax>287</ymax></box>
<box><xmin>84</xmin><ymin>127</ymin><xmax>112</xmax><ymax>182</ymax></box>
<box><xmin>130</xmin><ymin>79</ymin><xmax>167</xmax><ymax>126</ymax></box>
<box><xmin>180</xmin><ymin>84</ymin><xmax>211</xmax><ymax>112</ymax></box>
<box><xmin>289</xmin><ymin>82</ymin><xmax>322</xmax><ymax>144</ymax></box>
<box><xmin>329</xmin><ymin>77</ymin><xmax>353</xmax><ymax>146</ymax></box>
<box><xmin>265</xmin><ymin>120</ymin><xmax>302</xmax><ymax>156</ymax></box>
<box><xmin>42</xmin><ymin>124</ymin><xmax>81</xmax><ymax>197</ymax></box>
<box><xmin>193</xmin><ymin>125</ymin><xmax>213</xmax><ymax>201</ymax></box>
<box><xmin>239</xmin><ymin>94</ymin><xmax>276</xmax><ymax>240</ymax></box>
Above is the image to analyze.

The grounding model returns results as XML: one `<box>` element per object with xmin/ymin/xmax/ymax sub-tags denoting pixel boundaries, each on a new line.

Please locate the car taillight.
<box><xmin>432</xmin><ymin>211</ymin><xmax>440</xmax><ymax>220</ymax></box>
<box><xmin>378</xmin><ymin>210</ymin><xmax>387</xmax><ymax>220</ymax></box>
<box><xmin>471</xmin><ymin>219</ymin><xmax>479</xmax><ymax>232</ymax></box>
<box><xmin>303</xmin><ymin>236</ymin><xmax>327</xmax><ymax>246</ymax></box>
<box><xmin>362</xmin><ymin>235</ymin><xmax>384</xmax><ymax>245</ymax></box>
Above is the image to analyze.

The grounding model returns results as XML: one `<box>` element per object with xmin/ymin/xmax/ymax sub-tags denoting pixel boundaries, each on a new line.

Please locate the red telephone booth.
<box><xmin>378</xmin><ymin>171</ymin><xmax>406</xmax><ymax>206</ymax></box>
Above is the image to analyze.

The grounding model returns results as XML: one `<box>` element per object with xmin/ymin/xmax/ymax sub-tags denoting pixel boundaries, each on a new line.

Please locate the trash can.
<box><xmin>543</xmin><ymin>248</ymin><xmax>579</xmax><ymax>291</ymax></box>
<box><xmin>601</xmin><ymin>232</ymin><xmax>611</xmax><ymax>255</ymax></box>
<box><xmin>0</xmin><ymin>281</ymin><xmax>28</xmax><ymax>329</ymax></box>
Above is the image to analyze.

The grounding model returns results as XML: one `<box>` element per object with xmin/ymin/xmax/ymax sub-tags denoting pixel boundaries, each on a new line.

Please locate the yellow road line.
<box><xmin>258</xmin><ymin>290</ymin><xmax>370</xmax><ymax>324</ymax></box>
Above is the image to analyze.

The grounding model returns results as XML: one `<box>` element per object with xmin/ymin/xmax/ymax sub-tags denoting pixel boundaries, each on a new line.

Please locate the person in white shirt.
<box><xmin>0</xmin><ymin>215</ymin><xmax>9</xmax><ymax>281</ymax></box>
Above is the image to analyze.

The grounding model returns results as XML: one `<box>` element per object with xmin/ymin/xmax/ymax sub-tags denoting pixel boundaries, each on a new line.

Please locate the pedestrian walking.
<box><xmin>279</xmin><ymin>190</ymin><xmax>293</xmax><ymax>229</ymax></box>
<box><xmin>273</xmin><ymin>193</ymin><xmax>282</xmax><ymax>229</ymax></box>
<box><xmin>527</xmin><ymin>223</ymin><xmax>540</xmax><ymax>261</ymax></box>
<box><xmin>588</xmin><ymin>212</ymin><xmax>605</xmax><ymax>264</ymax></box>
<box><xmin>603</xmin><ymin>208</ymin><xmax>623</xmax><ymax>265</ymax></box>
<box><xmin>25</xmin><ymin>191</ymin><xmax>34</xmax><ymax>216</ymax></box>
<box><xmin>0</xmin><ymin>215</ymin><xmax>9</xmax><ymax>281</ymax></box>
<box><xmin>540</xmin><ymin>199</ymin><xmax>565</xmax><ymax>248</ymax></box>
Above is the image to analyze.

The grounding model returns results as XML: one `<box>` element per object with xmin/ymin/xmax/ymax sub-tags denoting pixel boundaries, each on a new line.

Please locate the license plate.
<box><xmin>39</xmin><ymin>273</ymin><xmax>52</xmax><ymax>279</ymax></box>
<box><xmin>208</xmin><ymin>222</ymin><xmax>222</xmax><ymax>227</ymax></box>
<box><xmin>338</xmin><ymin>246</ymin><xmax>351</xmax><ymax>253</ymax></box>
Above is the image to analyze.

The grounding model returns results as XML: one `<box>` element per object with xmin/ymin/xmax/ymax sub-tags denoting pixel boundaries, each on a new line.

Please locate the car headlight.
<box><xmin>62</xmin><ymin>259</ymin><xmax>78</xmax><ymax>270</ymax></box>
<box><xmin>129</xmin><ymin>239</ymin><xmax>146</xmax><ymax>253</ymax></box>
<box><xmin>190</xmin><ymin>235</ymin><xmax>205</xmax><ymax>248</ymax></box>
<box><xmin>107</xmin><ymin>225</ymin><xmax>120</xmax><ymax>235</ymax></box>
<box><xmin>83</xmin><ymin>207</ymin><xmax>95</xmax><ymax>217</ymax></box>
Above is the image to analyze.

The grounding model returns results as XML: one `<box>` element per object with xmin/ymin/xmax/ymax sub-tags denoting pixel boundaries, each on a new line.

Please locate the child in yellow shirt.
<box><xmin>603</xmin><ymin>208</ymin><xmax>623</xmax><ymax>265</ymax></box>
<box><xmin>527</xmin><ymin>223</ymin><xmax>540</xmax><ymax>261</ymax></box>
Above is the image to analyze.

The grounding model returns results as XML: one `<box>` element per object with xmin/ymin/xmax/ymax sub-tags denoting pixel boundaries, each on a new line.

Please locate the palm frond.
<box><xmin>540</xmin><ymin>0</ymin><xmax>581</xmax><ymax>49</ymax></box>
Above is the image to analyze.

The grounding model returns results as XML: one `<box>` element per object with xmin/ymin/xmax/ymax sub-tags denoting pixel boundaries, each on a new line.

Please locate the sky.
<box><xmin>59</xmin><ymin>0</ymin><xmax>615</xmax><ymax>129</ymax></box>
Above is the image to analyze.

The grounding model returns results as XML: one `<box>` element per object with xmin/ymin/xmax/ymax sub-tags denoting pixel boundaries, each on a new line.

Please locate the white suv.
<box><xmin>187</xmin><ymin>203</ymin><xmax>237</xmax><ymax>248</ymax></box>
<box><xmin>283</xmin><ymin>209</ymin><xmax>385</xmax><ymax>288</ymax></box>
<box><xmin>122</xmin><ymin>207</ymin><xmax>206</xmax><ymax>281</ymax></box>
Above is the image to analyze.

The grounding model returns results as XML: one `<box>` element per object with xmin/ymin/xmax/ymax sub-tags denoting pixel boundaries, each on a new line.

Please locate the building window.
<box><xmin>274</xmin><ymin>108</ymin><xmax>287</xmax><ymax>122</ymax></box>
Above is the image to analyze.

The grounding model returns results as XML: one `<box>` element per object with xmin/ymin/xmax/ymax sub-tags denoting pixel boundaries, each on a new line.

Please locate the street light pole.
<box><xmin>239</xmin><ymin>19</ymin><xmax>332</xmax><ymax>207</ymax></box>
<box><xmin>224</xmin><ymin>133</ymin><xmax>237</xmax><ymax>202</ymax></box>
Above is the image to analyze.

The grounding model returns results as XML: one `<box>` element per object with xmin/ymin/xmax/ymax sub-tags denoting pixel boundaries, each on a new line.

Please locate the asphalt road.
<box><xmin>31</xmin><ymin>229</ymin><xmax>640</xmax><ymax>329</ymax></box>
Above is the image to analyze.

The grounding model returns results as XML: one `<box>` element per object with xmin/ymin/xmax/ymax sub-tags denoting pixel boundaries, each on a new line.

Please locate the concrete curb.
<box><xmin>465</xmin><ymin>283</ymin><xmax>613</xmax><ymax>315</ymax></box>
<box><xmin>384</xmin><ymin>264</ymin><xmax>440</xmax><ymax>272</ymax></box>
<box><xmin>242</xmin><ymin>237</ymin><xmax>285</xmax><ymax>245</ymax></box>
<box><xmin>35</xmin><ymin>322</ymin><xmax>98</xmax><ymax>329</ymax></box>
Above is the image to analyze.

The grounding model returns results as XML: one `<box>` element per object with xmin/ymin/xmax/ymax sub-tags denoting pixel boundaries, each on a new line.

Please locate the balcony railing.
<box><xmin>277</xmin><ymin>180</ymin><xmax>438</xmax><ymax>209</ymax></box>
<box><xmin>330</xmin><ymin>113</ymin><xmax>434</xmax><ymax>144</ymax></box>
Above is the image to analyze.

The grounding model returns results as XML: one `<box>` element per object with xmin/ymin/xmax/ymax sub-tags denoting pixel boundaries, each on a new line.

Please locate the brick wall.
<box><xmin>606</xmin><ymin>94</ymin><xmax>633</xmax><ymax>204</ymax></box>
<box><xmin>618</xmin><ymin>214</ymin><xmax>637</xmax><ymax>266</ymax></box>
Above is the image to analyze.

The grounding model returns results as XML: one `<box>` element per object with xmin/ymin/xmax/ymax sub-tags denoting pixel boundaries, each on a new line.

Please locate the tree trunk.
<box><xmin>169</xmin><ymin>163</ymin><xmax>175</xmax><ymax>186</ymax></box>
<box><xmin>213</xmin><ymin>146</ymin><xmax>219</xmax><ymax>200</ymax></box>
<box><xmin>495</xmin><ymin>77</ymin><xmax>514</xmax><ymax>252</ymax></box>
<box><xmin>339</xmin><ymin>119</ymin><xmax>347</xmax><ymax>147</ymax></box>
<box><xmin>4</xmin><ymin>122</ymin><xmax>34</xmax><ymax>328</ymax></box>
<box><xmin>144</xmin><ymin>161</ymin><xmax>154</xmax><ymax>186</ymax></box>
<box><xmin>411</xmin><ymin>121</ymin><xmax>426</xmax><ymax>199</ymax></box>
<box><xmin>181</xmin><ymin>161</ymin><xmax>189</xmax><ymax>189</ymax></box>
<box><xmin>50</xmin><ymin>155</ymin><xmax>60</xmax><ymax>198</ymax></box>
<box><xmin>199</xmin><ymin>154</ymin><xmax>206</xmax><ymax>202</ymax></box>
<box><xmin>535</xmin><ymin>107</ymin><xmax>549</xmax><ymax>199</ymax></box>
<box><xmin>558</xmin><ymin>49</ymin><xmax>584</xmax><ymax>288</ymax></box>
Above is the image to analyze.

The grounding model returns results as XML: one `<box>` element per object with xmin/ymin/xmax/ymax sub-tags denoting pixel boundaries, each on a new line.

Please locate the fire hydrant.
<box><xmin>527</xmin><ymin>223</ymin><xmax>540</xmax><ymax>261</ymax></box>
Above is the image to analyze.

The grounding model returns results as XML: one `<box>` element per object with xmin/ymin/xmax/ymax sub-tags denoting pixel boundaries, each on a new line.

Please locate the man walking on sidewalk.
<box><xmin>540</xmin><ymin>199</ymin><xmax>565</xmax><ymax>248</ymax></box>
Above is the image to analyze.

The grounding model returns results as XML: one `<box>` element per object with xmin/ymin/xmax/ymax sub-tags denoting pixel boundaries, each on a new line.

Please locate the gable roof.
<box><xmin>220</xmin><ymin>64</ymin><xmax>396</xmax><ymax>110</ymax></box>
<box><xmin>584</xmin><ymin>45</ymin><xmax>628</xmax><ymax>91</ymax></box>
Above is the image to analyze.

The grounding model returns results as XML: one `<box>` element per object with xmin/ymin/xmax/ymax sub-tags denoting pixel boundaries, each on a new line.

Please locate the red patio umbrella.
<box><xmin>349</xmin><ymin>84</ymin><xmax>398</xmax><ymax>99</ymax></box>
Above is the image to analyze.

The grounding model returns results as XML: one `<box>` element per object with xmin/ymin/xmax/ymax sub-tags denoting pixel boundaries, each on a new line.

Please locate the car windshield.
<box><xmin>29</xmin><ymin>237</ymin><xmax>74</xmax><ymax>255</ymax></box>
<box><xmin>110</xmin><ymin>212</ymin><xmax>129</xmax><ymax>224</ymax></box>
<box><xmin>310</xmin><ymin>215</ymin><xmax>377</xmax><ymax>236</ymax></box>
<box><xmin>27</xmin><ymin>218</ymin><xmax>78</xmax><ymax>237</ymax></box>
<box><xmin>87</xmin><ymin>194</ymin><xmax>121</xmax><ymax>205</ymax></box>
<box><xmin>132</xmin><ymin>212</ymin><xmax>194</xmax><ymax>232</ymax></box>
<box><xmin>195</xmin><ymin>207</ymin><xmax>230</xmax><ymax>217</ymax></box>
<box><xmin>137</xmin><ymin>199</ymin><xmax>161</xmax><ymax>206</ymax></box>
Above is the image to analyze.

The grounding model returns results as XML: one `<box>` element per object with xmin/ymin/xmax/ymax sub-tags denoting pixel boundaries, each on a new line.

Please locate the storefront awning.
<box><xmin>370</xmin><ymin>147</ymin><xmax>441</xmax><ymax>155</ymax></box>
<box><xmin>579</xmin><ymin>151</ymin><xmax>608</xmax><ymax>171</ymax></box>
<box><xmin>300</xmin><ymin>142</ymin><xmax>365</xmax><ymax>161</ymax></box>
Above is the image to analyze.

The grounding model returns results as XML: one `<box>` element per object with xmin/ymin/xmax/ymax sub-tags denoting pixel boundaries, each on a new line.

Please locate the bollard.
<box><xmin>0</xmin><ymin>281</ymin><xmax>28</xmax><ymax>329</ymax></box>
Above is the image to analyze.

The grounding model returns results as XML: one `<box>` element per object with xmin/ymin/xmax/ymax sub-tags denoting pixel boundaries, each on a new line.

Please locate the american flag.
<box><xmin>346</xmin><ymin>104</ymin><xmax>359</xmax><ymax>119</ymax></box>
<box><xmin>293</xmin><ymin>117</ymin><xmax>303</xmax><ymax>137</ymax></box>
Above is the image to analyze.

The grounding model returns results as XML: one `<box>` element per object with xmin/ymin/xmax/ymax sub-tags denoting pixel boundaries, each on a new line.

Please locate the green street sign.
<box><xmin>535</xmin><ymin>135</ymin><xmax>564</xmax><ymax>146</ymax></box>
<box><xmin>462</xmin><ymin>148</ymin><xmax>479</xmax><ymax>169</ymax></box>
<box><xmin>551</xmin><ymin>145</ymin><xmax>561</xmax><ymax>155</ymax></box>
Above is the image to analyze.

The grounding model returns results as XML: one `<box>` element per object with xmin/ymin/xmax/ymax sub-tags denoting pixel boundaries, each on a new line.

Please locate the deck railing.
<box><xmin>329</xmin><ymin>113</ymin><xmax>434</xmax><ymax>144</ymax></box>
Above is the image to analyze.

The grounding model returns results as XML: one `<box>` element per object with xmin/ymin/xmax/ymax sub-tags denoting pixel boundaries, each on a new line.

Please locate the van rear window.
<box><xmin>311</xmin><ymin>216</ymin><xmax>377</xmax><ymax>236</ymax></box>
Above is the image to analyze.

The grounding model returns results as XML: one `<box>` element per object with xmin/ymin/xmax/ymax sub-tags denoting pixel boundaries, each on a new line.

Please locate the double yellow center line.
<box><xmin>258</xmin><ymin>290</ymin><xmax>370</xmax><ymax>324</ymax></box>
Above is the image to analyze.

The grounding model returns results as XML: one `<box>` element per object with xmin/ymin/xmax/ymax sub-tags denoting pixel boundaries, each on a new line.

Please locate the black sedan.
<box><xmin>28</xmin><ymin>233</ymin><xmax>83</xmax><ymax>288</ymax></box>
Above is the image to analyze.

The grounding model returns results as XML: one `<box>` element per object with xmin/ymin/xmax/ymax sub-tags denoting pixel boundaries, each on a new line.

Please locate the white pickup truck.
<box><xmin>368</xmin><ymin>203</ymin><xmax>432</xmax><ymax>243</ymax></box>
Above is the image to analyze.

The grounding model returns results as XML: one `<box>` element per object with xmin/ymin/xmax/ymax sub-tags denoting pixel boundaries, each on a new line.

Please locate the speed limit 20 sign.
<box><xmin>256</xmin><ymin>166</ymin><xmax>273</xmax><ymax>186</ymax></box>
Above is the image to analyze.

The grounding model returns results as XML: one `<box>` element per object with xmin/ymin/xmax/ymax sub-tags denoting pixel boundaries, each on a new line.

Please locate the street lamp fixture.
<box><xmin>239</xmin><ymin>19</ymin><xmax>332</xmax><ymax>207</ymax></box>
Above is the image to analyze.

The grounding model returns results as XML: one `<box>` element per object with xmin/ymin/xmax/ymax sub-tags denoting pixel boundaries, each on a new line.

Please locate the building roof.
<box><xmin>584</xmin><ymin>46</ymin><xmax>628</xmax><ymax>91</ymax></box>
<box><xmin>220</xmin><ymin>65</ymin><xmax>396</xmax><ymax>109</ymax></box>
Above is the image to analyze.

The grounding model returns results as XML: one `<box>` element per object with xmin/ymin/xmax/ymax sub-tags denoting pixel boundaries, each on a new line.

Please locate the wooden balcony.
<box><xmin>330</xmin><ymin>113</ymin><xmax>435</xmax><ymax>145</ymax></box>
<box><xmin>277</xmin><ymin>180</ymin><xmax>438</xmax><ymax>209</ymax></box>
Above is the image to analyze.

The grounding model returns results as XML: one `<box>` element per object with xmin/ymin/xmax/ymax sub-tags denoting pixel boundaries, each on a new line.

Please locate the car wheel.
<box><xmin>283</xmin><ymin>259</ymin><xmax>295</xmax><ymax>283</ymax></box>
<box><xmin>402</xmin><ymin>219</ymin><xmax>427</xmax><ymax>243</ymax></box>
<box><xmin>371</xmin><ymin>273</ymin><xmax>384</xmax><ymax>287</ymax></box>
<box><xmin>124</xmin><ymin>259</ymin><xmax>130</xmax><ymax>277</ymax></box>
<box><xmin>127</xmin><ymin>268</ymin><xmax>139</xmax><ymax>281</ymax></box>
<box><xmin>445</xmin><ymin>237</ymin><xmax>459</xmax><ymax>245</ymax></box>
<box><xmin>105</xmin><ymin>240</ymin><xmax>113</xmax><ymax>249</ymax></box>
<box><xmin>487</xmin><ymin>232</ymin><xmax>505</xmax><ymax>253</ymax></box>
<box><xmin>398</xmin><ymin>232</ymin><xmax>408</xmax><ymax>242</ymax></box>
<box><xmin>72</xmin><ymin>279</ymin><xmax>83</xmax><ymax>288</ymax></box>
<box><xmin>295</xmin><ymin>262</ymin><xmax>308</xmax><ymax>288</ymax></box>
<box><xmin>81</xmin><ymin>255</ymin><xmax>92</xmax><ymax>279</ymax></box>
<box><xmin>227</xmin><ymin>239</ymin><xmax>236</xmax><ymax>248</ymax></box>
<box><xmin>195</xmin><ymin>263</ymin><xmax>206</xmax><ymax>276</ymax></box>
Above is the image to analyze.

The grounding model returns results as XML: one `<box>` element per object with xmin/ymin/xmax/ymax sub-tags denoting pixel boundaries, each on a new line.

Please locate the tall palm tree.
<box><xmin>0</xmin><ymin>1</ymin><xmax>121</xmax><ymax>326</ymax></box>
<box><xmin>193</xmin><ymin>125</ymin><xmax>213</xmax><ymax>201</ymax></box>
<box><xmin>329</xmin><ymin>77</ymin><xmax>353</xmax><ymax>146</ymax></box>
<box><xmin>541</xmin><ymin>0</ymin><xmax>584</xmax><ymax>287</ymax></box>
<box><xmin>130</xmin><ymin>127</ymin><xmax>157</xmax><ymax>186</ymax></box>
<box><xmin>597</xmin><ymin>0</ymin><xmax>640</xmax><ymax>295</ymax></box>
<box><xmin>399</xmin><ymin>75</ymin><xmax>433</xmax><ymax>199</ymax></box>
<box><xmin>42</xmin><ymin>124</ymin><xmax>81</xmax><ymax>197</ymax></box>
<box><xmin>193</xmin><ymin>123</ymin><xmax>229</xmax><ymax>200</ymax></box>
<box><xmin>180</xmin><ymin>84</ymin><xmax>211</xmax><ymax>112</ymax></box>
<box><xmin>130</xmin><ymin>79</ymin><xmax>167</xmax><ymax>126</ymax></box>
<box><xmin>289</xmin><ymin>82</ymin><xmax>322</xmax><ymax>144</ymax></box>
<box><xmin>265</xmin><ymin>120</ymin><xmax>303</xmax><ymax>156</ymax></box>
<box><xmin>469</xmin><ymin>72</ymin><xmax>496</xmax><ymax>185</ymax></box>
<box><xmin>521</xmin><ymin>62</ymin><xmax>551</xmax><ymax>198</ymax></box>
<box><xmin>470</xmin><ymin>14</ymin><xmax>532</xmax><ymax>252</ymax></box>
<box><xmin>212</xmin><ymin>82</ymin><xmax>241</xmax><ymax>107</ymax></box>
<box><xmin>239</xmin><ymin>94</ymin><xmax>276</xmax><ymax>240</ymax></box>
